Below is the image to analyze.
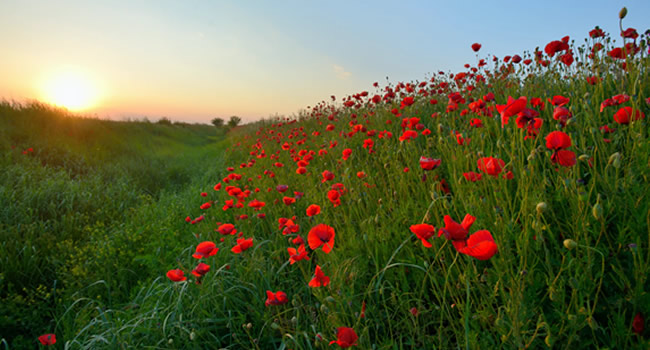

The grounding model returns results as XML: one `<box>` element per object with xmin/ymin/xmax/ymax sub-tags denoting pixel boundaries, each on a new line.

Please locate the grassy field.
<box><xmin>0</xmin><ymin>102</ymin><xmax>228</xmax><ymax>348</ymax></box>
<box><xmin>2</xmin><ymin>19</ymin><xmax>650</xmax><ymax>350</ymax></box>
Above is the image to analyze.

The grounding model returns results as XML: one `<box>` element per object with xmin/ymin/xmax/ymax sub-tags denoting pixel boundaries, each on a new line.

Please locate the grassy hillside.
<box><xmin>0</xmin><ymin>102</ymin><xmax>228</xmax><ymax>348</ymax></box>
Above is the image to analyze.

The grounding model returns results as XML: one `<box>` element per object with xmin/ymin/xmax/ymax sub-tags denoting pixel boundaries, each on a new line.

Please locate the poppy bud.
<box><xmin>608</xmin><ymin>152</ymin><xmax>621</xmax><ymax>168</ymax></box>
<box><xmin>545</xmin><ymin>335</ymin><xmax>553</xmax><ymax>347</ymax></box>
<box><xmin>319</xmin><ymin>304</ymin><xmax>329</xmax><ymax>314</ymax></box>
<box><xmin>536</xmin><ymin>202</ymin><xmax>548</xmax><ymax>214</ymax></box>
<box><xmin>592</xmin><ymin>203</ymin><xmax>603</xmax><ymax>220</ymax></box>
<box><xmin>325</xmin><ymin>296</ymin><xmax>336</xmax><ymax>303</ymax></box>
<box><xmin>619</xmin><ymin>7</ymin><xmax>627</xmax><ymax>19</ymax></box>
<box><xmin>563</xmin><ymin>239</ymin><xmax>577</xmax><ymax>250</ymax></box>
<box><xmin>578</xmin><ymin>154</ymin><xmax>590</xmax><ymax>162</ymax></box>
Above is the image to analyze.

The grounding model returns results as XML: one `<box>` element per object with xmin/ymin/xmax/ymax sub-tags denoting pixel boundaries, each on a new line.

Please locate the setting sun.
<box><xmin>42</xmin><ymin>69</ymin><xmax>99</xmax><ymax>111</ymax></box>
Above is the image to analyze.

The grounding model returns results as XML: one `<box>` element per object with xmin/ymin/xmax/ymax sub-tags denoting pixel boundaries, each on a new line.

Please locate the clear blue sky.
<box><xmin>0</xmin><ymin>0</ymin><xmax>647</xmax><ymax>123</ymax></box>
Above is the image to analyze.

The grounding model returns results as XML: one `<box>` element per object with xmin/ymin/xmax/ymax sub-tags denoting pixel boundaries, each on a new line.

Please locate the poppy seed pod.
<box><xmin>619</xmin><ymin>7</ymin><xmax>627</xmax><ymax>19</ymax></box>
<box><xmin>563</xmin><ymin>239</ymin><xmax>577</xmax><ymax>250</ymax></box>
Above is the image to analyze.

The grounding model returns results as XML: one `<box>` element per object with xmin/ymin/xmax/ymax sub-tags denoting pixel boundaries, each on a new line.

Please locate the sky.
<box><xmin>0</xmin><ymin>0</ymin><xmax>648</xmax><ymax>124</ymax></box>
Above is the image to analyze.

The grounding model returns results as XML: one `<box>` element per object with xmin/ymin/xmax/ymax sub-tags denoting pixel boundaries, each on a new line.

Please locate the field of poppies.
<box><xmin>3</xmin><ymin>12</ymin><xmax>650</xmax><ymax>350</ymax></box>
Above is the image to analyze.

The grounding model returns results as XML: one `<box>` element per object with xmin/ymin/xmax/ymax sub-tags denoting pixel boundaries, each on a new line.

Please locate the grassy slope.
<box><xmin>0</xmin><ymin>102</ymin><xmax>228</xmax><ymax>348</ymax></box>
<box><xmin>50</xmin><ymin>36</ymin><xmax>650</xmax><ymax>349</ymax></box>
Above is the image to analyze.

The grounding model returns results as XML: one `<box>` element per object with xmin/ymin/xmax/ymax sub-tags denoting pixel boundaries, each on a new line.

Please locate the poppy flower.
<box><xmin>471</xmin><ymin>43</ymin><xmax>481</xmax><ymax>52</ymax></box>
<box><xmin>613</xmin><ymin>106</ymin><xmax>645</xmax><ymax>124</ymax></box>
<box><xmin>621</xmin><ymin>27</ymin><xmax>638</xmax><ymax>39</ymax></box>
<box><xmin>248</xmin><ymin>199</ymin><xmax>266</xmax><ymax>210</ymax></box>
<box><xmin>306</xmin><ymin>204</ymin><xmax>321</xmax><ymax>217</ymax></box>
<box><xmin>544</xmin><ymin>40</ymin><xmax>569</xmax><ymax>57</ymax></box>
<box><xmin>551</xmin><ymin>150</ymin><xmax>576</xmax><ymax>167</ymax></box>
<box><xmin>463</xmin><ymin>172</ymin><xmax>482</xmax><ymax>182</ymax></box>
<box><xmin>496</xmin><ymin>96</ymin><xmax>527</xmax><ymax>127</ymax></box>
<box><xmin>356</xmin><ymin>171</ymin><xmax>367</xmax><ymax>179</ymax></box>
<box><xmin>438</xmin><ymin>214</ymin><xmax>475</xmax><ymax>241</ymax></box>
<box><xmin>200</xmin><ymin>202</ymin><xmax>212</xmax><ymax>210</ymax></box>
<box><xmin>166</xmin><ymin>269</ymin><xmax>187</xmax><ymax>282</ymax></box>
<box><xmin>553</xmin><ymin>106</ymin><xmax>572</xmax><ymax>126</ymax></box>
<box><xmin>276</xmin><ymin>184</ymin><xmax>289</xmax><ymax>193</ymax></box>
<box><xmin>217</xmin><ymin>223</ymin><xmax>237</xmax><ymax>235</ymax></box>
<box><xmin>231</xmin><ymin>237</ymin><xmax>254</xmax><ymax>253</ymax></box>
<box><xmin>633</xmin><ymin>312</ymin><xmax>644</xmax><ymax>335</ymax></box>
<box><xmin>308</xmin><ymin>224</ymin><xmax>336</xmax><ymax>253</ymax></box>
<box><xmin>191</xmin><ymin>262</ymin><xmax>210</xmax><ymax>277</ymax></box>
<box><xmin>287</xmin><ymin>244</ymin><xmax>310</xmax><ymax>264</ymax></box>
<box><xmin>456</xmin><ymin>230</ymin><xmax>498</xmax><ymax>260</ymax></box>
<box><xmin>308</xmin><ymin>265</ymin><xmax>330</xmax><ymax>287</ymax></box>
<box><xmin>322</xmin><ymin>170</ymin><xmax>335</xmax><ymax>183</ymax></box>
<box><xmin>38</xmin><ymin>334</ymin><xmax>56</xmax><ymax>346</ymax></box>
<box><xmin>409</xmin><ymin>223</ymin><xmax>436</xmax><ymax>248</ymax></box>
<box><xmin>328</xmin><ymin>190</ymin><xmax>341</xmax><ymax>207</ymax></box>
<box><xmin>545</xmin><ymin>131</ymin><xmax>572</xmax><ymax>150</ymax></box>
<box><xmin>342</xmin><ymin>148</ymin><xmax>352</xmax><ymax>160</ymax></box>
<box><xmin>193</xmin><ymin>241</ymin><xmax>218</xmax><ymax>259</ymax></box>
<box><xmin>548</xmin><ymin>95</ymin><xmax>570</xmax><ymax>107</ymax></box>
<box><xmin>477</xmin><ymin>157</ymin><xmax>505</xmax><ymax>177</ymax></box>
<box><xmin>265</xmin><ymin>290</ymin><xmax>289</xmax><ymax>307</ymax></box>
<box><xmin>292</xmin><ymin>235</ymin><xmax>304</xmax><ymax>245</ymax></box>
<box><xmin>283</xmin><ymin>196</ymin><xmax>296</xmax><ymax>205</ymax></box>
<box><xmin>419</xmin><ymin>157</ymin><xmax>441</xmax><ymax>171</ymax></box>
<box><xmin>329</xmin><ymin>327</ymin><xmax>358</xmax><ymax>348</ymax></box>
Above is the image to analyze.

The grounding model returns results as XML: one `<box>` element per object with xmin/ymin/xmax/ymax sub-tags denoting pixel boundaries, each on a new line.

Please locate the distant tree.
<box><xmin>227</xmin><ymin>116</ymin><xmax>241</xmax><ymax>128</ymax></box>
<box><xmin>157</xmin><ymin>117</ymin><xmax>172</xmax><ymax>125</ymax></box>
<box><xmin>211</xmin><ymin>117</ymin><xmax>224</xmax><ymax>128</ymax></box>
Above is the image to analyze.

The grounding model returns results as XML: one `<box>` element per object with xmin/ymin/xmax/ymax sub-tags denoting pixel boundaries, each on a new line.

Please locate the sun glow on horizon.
<box><xmin>41</xmin><ymin>69</ymin><xmax>100</xmax><ymax>111</ymax></box>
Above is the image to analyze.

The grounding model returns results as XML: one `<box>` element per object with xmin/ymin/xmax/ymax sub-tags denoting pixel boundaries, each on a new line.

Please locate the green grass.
<box><xmin>2</xmin><ymin>21</ymin><xmax>650</xmax><ymax>350</ymax></box>
<box><xmin>0</xmin><ymin>102</ymin><xmax>228</xmax><ymax>348</ymax></box>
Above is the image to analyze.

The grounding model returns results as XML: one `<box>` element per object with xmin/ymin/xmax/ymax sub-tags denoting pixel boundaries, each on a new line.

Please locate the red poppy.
<box><xmin>308</xmin><ymin>265</ymin><xmax>330</xmax><ymax>287</ymax></box>
<box><xmin>276</xmin><ymin>184</ymin><xmax>289</xmax><ymax>193</ymax></box>
<box><xmin>409</xmin><ymin>223</ymin><xmax>436</xmax><ymax>248</ymax></box>
<box><xmin>463</xmin><ymin>172</ymin><xmax>482</xmax><ymax>182</ymax></box>
<box><xmin>477</xmin><ymin>157</ymin><xmax>505</xmax><ymax>177</ymax></box>
<box><xmin>419</xmin><ymin>157</ymin><xmax>441</xmax><ymax>171</ymax></box>
<box><xmin>191</xmin><ymin>262</ymin><xmax>210</xmax><ymax>277</ymax></box>
<box><xmin>166</xmin><ymin>269</ymin><xmax>187</xmax><ymax>282</ymax></box>
<box><xmin>548</xmin><ymin>95</ymin><xmax>570</xmax><ymax>107</ymax></box>
<box><xmin>287</xmin><ymin>244</ymin><xmax>310</xmax><ymax>264</ymax></box>
<box><xmin>193</xmin><ymin>241</ymin><xmax>218</xmax><ymax>259</ymax></box>
<box><xmin>456</xmin><ymin>230</ymin><xmax>498</xmax><ymax>260</ymax></box>
<box><xmin>356</xmin><ymin>171</ymin><xmax>366</xmax><ymax>179</ymax></box>
<box><xmin>283</xmin><ymin>196</ymin><xmax>296</xmax><ymax>205</ymax></box>
<box><xmin>308</xmin><ymin>224</ymin><xmax>335</xmax><ymax>253</ymax></box>
<box><xmin>471</xmin><ymin>43</ymin><xmax>482</xmax><ymax>52</ymax></box>
<box><xmin>38</xmin><ymin>334</ymin><xmax>56</xmax><ymax>346</ymax></box>
<box><xmin>322</xmin><ymin>170</ymin><xmax>335</xmax><ymax>183</ymax></box>
<box><xmin>248</xmin><ymin>199</ymin><xmax>266</xmax><ymax>210</ymax></box>
<box><xmin>328</xmin><ymin>190</ymin><xmax>341</xmax><ymax>207</ymax></box>
<box><xmin>265</xmin><ymin>290</ymin><xmax>288</xmax><ymax>307</ymax></box>
<box><xmin>438</xmin><ymin>214</ymin><xmax>475</xmax><ymax>241</ymax></box>
<box><xmin>496</xmin><ymin>96</ymin><xmax>527</xmax><ymax>127</ymax></box>
<box><xmin>306</xmin><ymin>204</ymin><xmax>321</xmax><ymax>216</ymax></box>
<box><xmin>544</xmin><ymin>40</ymin><xmax>569</xmax><ymax>57</ymax></box>
<box><xmin>329</xmin><ymin>327</ymin><xmax>358</xmax><ymax>348</ymax></box>
<box><xmin>633</xmin><ymin>312</ymin><xmax>644</xmax><ymax>335</ymax></box>
<box><xmin>342</xmin><ymin>148</ymin><xmax>352</xmax><ymax>160</ymax></box>
<box><xmin>545</xmin><ymin>131</ymin><xmax>572</xmax><ymax>150</ymax></box>
<box><xmin>551</xmin><ymin>150</ymin><xmax>576</xmax><ymax>167</ymax></box>
<box><xmin>621</xmin><ymin>27</ymin><xmax>638</xmax><ymax>39</ymax></box>
<box><xmin>217</xmin><ymin>223</ymin><xmax>237</xmax><ymax>235</ymax></box>
<box><xmin>200</xmin><ymin>202</ymin><xmax>212</xmax><ymax>210</ymax></box>
<box><xmin>589</xmin><ymin>27</ymin><xmax>604</xmax><ymax>38</ymax></box>
<box><xmin>613</xmin><ymin>106</ymin><xmax>645</xmax><ymax>124</ymax></box>
<box><xmin>552</xmin><ymin>106</ymin><xmax>572</xmax><ymax>126</ymax></box>
<box><xmin>401</xmin><ymin>96</ymin><xmax>415</xmax><ymax>108</ymax></box>
<box><xmin>231</xmin><ymin>237</ymin><xmax>253</xmax><ymax>253</ymax></box>
<box><xmin>292</xmin><ymin>235</ymin><xmax>304</xmax><ymax>245</ymax></box>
